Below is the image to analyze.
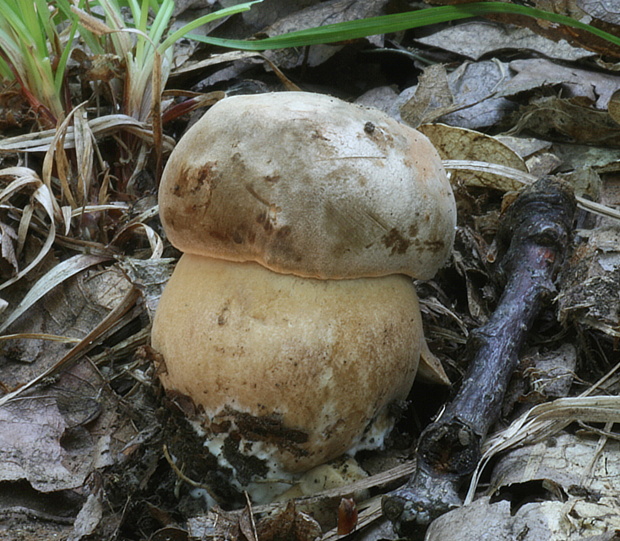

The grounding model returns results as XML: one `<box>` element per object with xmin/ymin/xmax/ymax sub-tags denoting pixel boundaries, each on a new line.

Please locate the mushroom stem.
<box><xmin>382</xmin><ymin>177</ymin><xmax>577</xmax><ymax>536</ymax></box>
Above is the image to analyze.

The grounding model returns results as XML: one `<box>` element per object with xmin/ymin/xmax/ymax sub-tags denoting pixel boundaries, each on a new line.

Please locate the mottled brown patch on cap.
<box><xmin>173</xmin><ymin>161</ymin><xmax>218</xmax><ymax>198</ymax></box>
<box><xmin>383</xmin><ymin>228</ymin><xmax>411</xmax><ymax>255</ymax></box>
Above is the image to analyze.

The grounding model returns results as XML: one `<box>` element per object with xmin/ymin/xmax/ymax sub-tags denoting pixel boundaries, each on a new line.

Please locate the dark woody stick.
<box><xmin>382</xmin><ymin>177</ymin><xmax>577</xmax><ymax>537</ymax></box>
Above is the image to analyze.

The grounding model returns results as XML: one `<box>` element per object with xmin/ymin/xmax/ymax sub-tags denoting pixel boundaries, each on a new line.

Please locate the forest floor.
<box><xmin>0</xmin><ymin>1</ymin><xmax>619</xmax><ymax>540</ymax></box>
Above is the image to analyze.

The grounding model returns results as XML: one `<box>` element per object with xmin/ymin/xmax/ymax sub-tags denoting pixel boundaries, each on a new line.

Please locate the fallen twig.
<box><xmin>382</xmin><ymin>176</ymin><xmax>577</xmax><ymax>536</ymax></box>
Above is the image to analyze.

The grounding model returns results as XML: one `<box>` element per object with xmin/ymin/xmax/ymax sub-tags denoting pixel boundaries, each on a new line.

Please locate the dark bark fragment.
<box><xmin>382</xmin><ymin>177</ymin><xmax>577</xmax><ymax>537</ymax></box>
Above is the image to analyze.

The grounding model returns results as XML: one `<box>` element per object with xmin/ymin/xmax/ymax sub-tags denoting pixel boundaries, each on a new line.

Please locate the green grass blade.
<box><xmin>54</xmin><ymin>18</ymin><xmax>78</xmax><ymax>96</ymax></box>
<box><xmin>35</xmin><ymin>0</ymin><xmax>58</xmax><ymax>52</ymax></box>
<box><xmin>0</xmin><ymin>0</ymin><xmax>67</xmax><ymax>116</ymax></box>
<box><xmin>150</xmin><ymin>0</ymin><xmax>174</xmax><ymax>46</ymax></box>
<box><xmin>187</xmin><ymin>1</ymin><xmax>620</xmax><ymax>50</ymax></box>
<box><xmin>158</xmin><ymin>0</ymin><xmax>263</xmax><ymax>53</ymax></box>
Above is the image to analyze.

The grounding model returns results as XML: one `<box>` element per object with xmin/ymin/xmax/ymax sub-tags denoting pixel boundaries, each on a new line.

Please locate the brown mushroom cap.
<box><xmin>159</xmin><ymin>92</ymin><xmax>456</xmax><ymax>280</ymax></box>
<box><xmin>152</xmin><ymin>254</ymin><xmax>422</xmax><ymax>475</ymax></box>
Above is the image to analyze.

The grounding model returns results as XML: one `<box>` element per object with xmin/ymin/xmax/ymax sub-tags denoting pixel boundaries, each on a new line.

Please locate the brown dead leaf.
<box><xmin>428</xmin><ymin>431</ymin><xmax>620</xmax><ymax>539</ymax></box>
<box><xmin>498</xmin><ymin>0</ymin><xmax>620</xmax><ymax>58</ymax></box>
<box><xmin>521</xmin><ymin>344</ymin><xmax>577</xmax><ymax>402</ymax></box>
<box><xmin>426</xmin><ymin>496</ymin><xmax>605</xmax><ymax>541</ymax></box>
<box><xmin>500</xmin><ymin>58</ymin><xmax>620</xmax><ymax>110</ymax></box>
<box><xmin>511</xmin><ymin>96</ymin><xmax>620</xmax><ymax>145</ymax></box>
<box><xmin>401</xmin><ymin>60</ymin><xmax>517</xmax><ymax>130</ymax></box>
<box><xmin>491</xmin><ymin>432</ymin><xmax>620</xmax><ymax>505</ymax></box>
<box><xmin>577</xmin><ymin>0</ymin><xmax>620</xmax><ymax>24</ymax></box>
<box><xmin>441</xmin><ymin>61</ymin><xmax>517</xmax><ymax>129</ymax></box>
<box><xmin>418</xmin><ymin>124</ymin><xmax>527</xmax><ymax>192</ymax></box>
<box><xmin>425</xmin><ymin>0</ymin><xmax>620</xmax><ymax>57</ymax></box>
<box><xmin>0</xmin><ymin>350</ymin><xmax>129</xmax><ymax>535</ymax></box>
<box><xmin>0</xmin><ymin>399</ymin><xmax>74</xmax><ymax>491</ymax></box>
<box><xmin>0</xmin><ymin>259</ymin><xmax>122</xmax><ymax>369</ymax></box>
<box><xmin>552</xmin><ymin>144</ymin><xmax>620</xmax><ymax>176</ymax></box>
<box><xmin>119</xmin><ymin>257</ymin><xmax>176</xmax><ymax>320</ymax></box>
<box><xmin>256</xmin><ymin>501</ymin><xmax>322</xmax><ymax>541</ymax></box>
<box><xmin>73</xmin><ymin>105</ymin><xmax>95</xmax><ymax>206</ymax></box>
<box><xmin>68</xmin><ymin>491</ymin><xmax>104</xmax><ymax>541</ymax></box>
<box><xmin>70</xmin><ymin>5</ymin><xmax>115</xmax><ymax>36</ymax></box>
<box><xmin>83</xmin><ymin>53</ymin><xmax>124</xmax><ymax>83</ymax></box>
<box><xmin>414</xmin><ymin>21</ymin><xmax>593</xmax><ymax>62</ymax></box>
<box><xmin>0</xmin><ymin>221</ymin><xmax>18</xmax><ymax>272</ymax></box>
<box><xmin>239</xmin><ymin>496</ymin><xmax>258</xmax><ymax>541</ymax></box>
<box><xmin>609</xmin><ymin>89</ymin><xmax>620</xmax><ymax>125</ymax></box>
<box><xmin>557</xmin><ymin>223</ymin><xmax>620</xmax><ymax>336</ymax></box>
<box><xmin>400</xmin><ymin>64</ymin><xmax>454</xmax><ymax>128</ymax></box>
<box><xmin>495</xmin><ymin>136</ymin><xmax>553</xmax><ymax>160</ymax></box>
<box><xmin>0</xmin><ymin>89</ymin><xmax>31</xmax><ymax>131</ymax></box>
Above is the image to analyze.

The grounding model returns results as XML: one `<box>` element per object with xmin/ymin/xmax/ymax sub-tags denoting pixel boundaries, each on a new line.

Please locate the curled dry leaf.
<box><xmin>440</xmin><ymin>60</ymin><xmax>516</xmax><ymax>129</ymax></box>
<box><xmin>0</xmin><ymin>167</ymin><xmax>59</xmax><ymax>292</ymax></box>
<box><xmin>428</xmin><ymin>432</ymin><xmax>620</xmax><ymax>540</ymax></box>
<box><xmin>0</xmin><ymin>114</ymin><xmax>175</xmax><ymax>154</ymax></box>
<box><xmin>399</xmin><ymin>64</ymin><xmax>454</xmax><ymax>128</ymax></box>
<box><xmin>467</xmin><ymin>395</ymin><xmax>620</xmax><ymax>504</ymax></box>
<box><xmin>0</xmin><ymin>221</ymin><xmax>18</xmax><ymax>272</ymax></box>
<box><xmin>118</xmin><ymin>257</ymin><xmax>176</xmax><ymax>320</ymax></box>
<box><xmin>73</xmin><ymin>105</ymin><xmax>96</xmax><ymax>206</ymax></box>
<box><xmin>70</xmin><ymin>5</ymin><xmax>115</xmax><ymax>36</ymax></box>
<box><xmin>42</xmin><ymin>104</ymin><xmax>79</xmax><ymax>208</ymax></box>
<box><xmin>521</xmin><ymin>344</ymin><xmax>578</xmax><ymax>402</ymax></box>
<box><xmin>111</xmin><ymin>222</ymin><xmax>164</xmax><ymax>259</ymax></box>
<box><xmin>419</xmin><ymin>124</ymin><xmax>527</xmax><ymax>192</ymax></box>
<box><xmin>68</xmin><ymin>492</ymin><xmax>104</xmax><ymax>541</ymax></box>
<box><xmin>0</xmin><ymin>253</ymin><xmax>111</xmax><ymax>334</ymax></box>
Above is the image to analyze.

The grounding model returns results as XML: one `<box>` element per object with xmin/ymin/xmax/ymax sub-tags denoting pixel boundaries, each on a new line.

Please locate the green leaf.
<box><xmin>157</xmin><ymin>0</ymin><xmax>263</xmax><ymax>53</ymax></box>
<box><xmin>186</xmin><ymin>2</ymin><xmax>620</xmax><ymax>51</ymax></box>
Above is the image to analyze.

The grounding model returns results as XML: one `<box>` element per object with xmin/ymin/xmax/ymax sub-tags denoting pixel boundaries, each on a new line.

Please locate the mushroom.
<box><xmin>152</xmin><ymin>91</ymin><xmax>456</xmax><ymax>502</ymax></box>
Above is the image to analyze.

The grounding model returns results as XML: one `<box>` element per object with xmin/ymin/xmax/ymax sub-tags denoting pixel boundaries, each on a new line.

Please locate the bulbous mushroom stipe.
<box><xmin>152</xmin><ymin>91</ymin><xmax>456</xmax><ymax>502</ymax></box>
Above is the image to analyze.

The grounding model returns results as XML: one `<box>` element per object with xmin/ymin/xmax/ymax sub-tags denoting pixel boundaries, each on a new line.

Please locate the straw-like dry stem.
<box><xmin>382</xmin><ymin>176</ymin><xmax>577</xmax><ymax>536</ymax></box>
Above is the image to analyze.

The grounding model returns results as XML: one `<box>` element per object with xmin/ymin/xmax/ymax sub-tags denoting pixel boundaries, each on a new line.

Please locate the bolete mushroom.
<box><xmin>152</xmin><ymin>91</ymin><xmax>456</xmax><ymax>502</ymax></box>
